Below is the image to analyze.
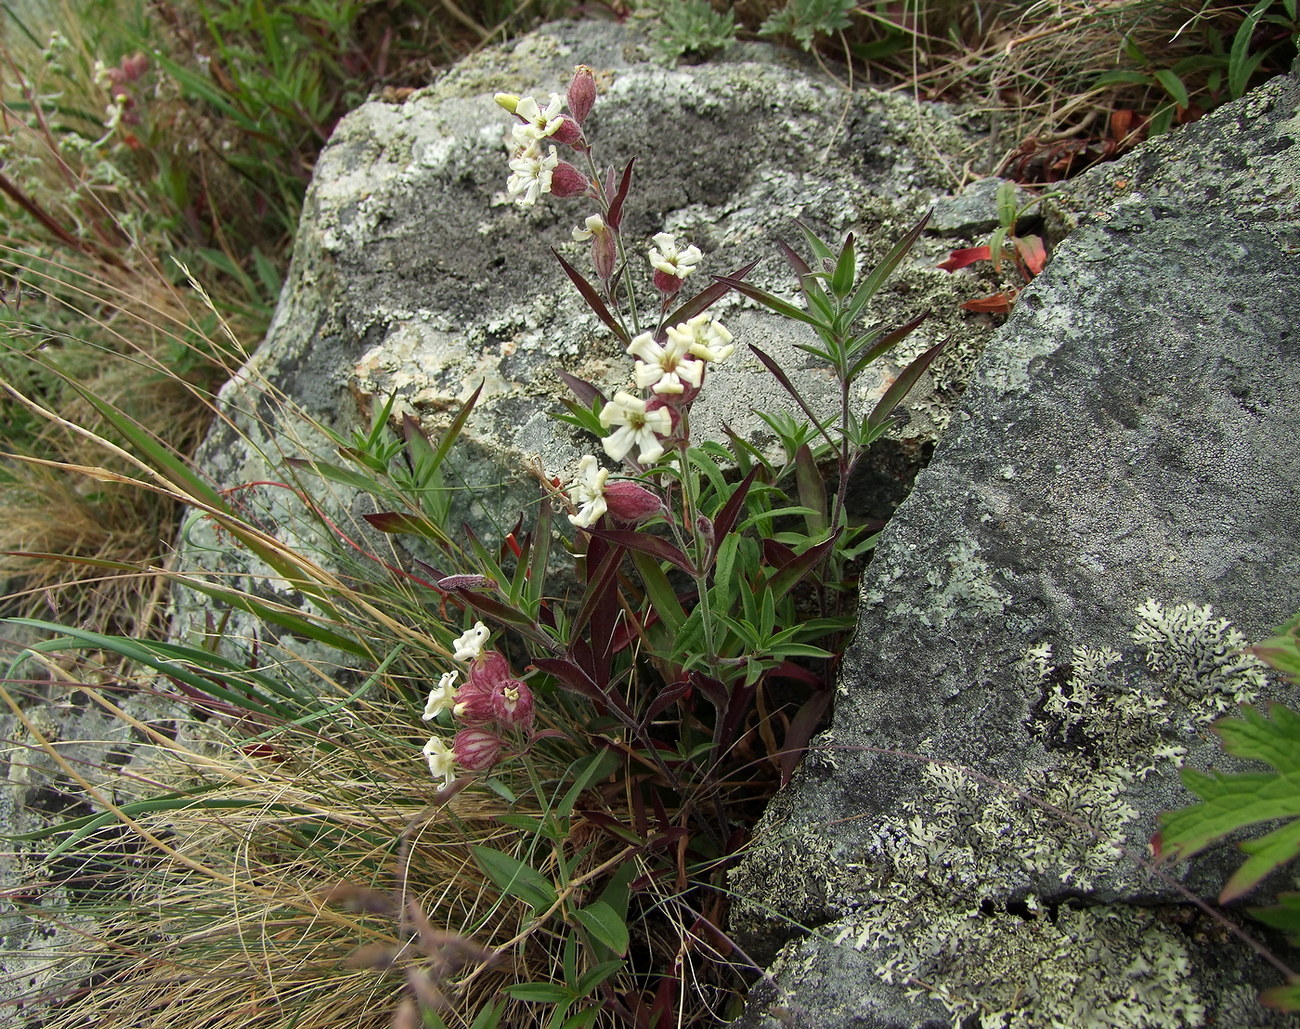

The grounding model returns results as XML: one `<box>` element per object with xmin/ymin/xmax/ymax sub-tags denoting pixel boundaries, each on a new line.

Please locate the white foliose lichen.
<box><xmin>829</xmin><ymin>600</ymin><xmax>1271</xmax><ymax>1028</ymax></box>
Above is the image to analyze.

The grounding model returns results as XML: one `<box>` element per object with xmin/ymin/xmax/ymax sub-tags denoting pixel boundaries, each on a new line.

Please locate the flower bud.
<box><xmin>494</xmin><ymin>93</ymin><xmax>520</xmax><ymax>114</ymax></box>
<box><xmin>550</xmin><ymin>161</ymin><xmax>589</xmax><ymax>199</ymax></box>
<box><xmin>604</xmin><ymin>480</ymin><xmax>663</xmax><ymax>524</ymax></box>
<box><xmin>436</xmin><ymin>573</ymin><xmax>496</xmax><ymax>592</ymax></box>
<box><xmin>567</xmin><ymin>66</ymin><xmax>596</xmax><ymax>126</ymax></box>
<box><xmin>453</xmin><ymin>727</ymin><xmax>504</xmax><ymax>771</ymax></box>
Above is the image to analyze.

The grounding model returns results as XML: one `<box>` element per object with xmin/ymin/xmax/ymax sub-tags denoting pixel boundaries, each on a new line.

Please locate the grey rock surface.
<box><xmin>730</xmin><ymin>67</ymin><xmax>1300</xmax><ymax>1029</ymax></box>
<box><xmin>174</xmin><ymin>18</ymin><xmax>1002</xmax><ymax>648</ymax></box>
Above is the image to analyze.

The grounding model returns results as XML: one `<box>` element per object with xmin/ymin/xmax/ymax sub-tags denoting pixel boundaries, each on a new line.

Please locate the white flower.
<box><xmin>627</xmin><ymin>331</ymin><xmax>704</xmax><ymax>395</ymax></box>
<box><xmin>422</xmin><ymin>671</ymin><xmax>459</xmax><ymax>721</ymax></box>
<box><xmin>648</xmin><ymin>232</ymin><xmax>703</xmax><ymax>279</ymax></box>
<box><xmin>567</xmin><ymin>455</ymin><xmax>609</xmax><ymax>527</ymax></box>
<box><xmin>507</xmin><ymin>143</ymin><xmax>558</xmax><ymax>207</ymax></box>
<box><xmin>511</xmin><ymin>93</ymin><xmax>567</xmax><ymax>145</ymax></box>
<box><xmin>452</xmin><ymin>621</ymin><xmax>490</xmax><ymax>662</ymax></box>
<box><xmin>599</xmin><ymin>391</ymin><xmax>673</xmax><ymax>463</ymax></box>
<box><xmin>667</xmin><ymin>313</ymin><xmax>735</xmax><ymax>364</ymax></box>
<box><xmin>572</xmin><ymin>214</ymin><xmax>607</xmax><ymax>242</ymax></box>
<box><xmin>422</xmin><ymin>735</ymin><xmax>457</xmax><ymax>788</ymax></box>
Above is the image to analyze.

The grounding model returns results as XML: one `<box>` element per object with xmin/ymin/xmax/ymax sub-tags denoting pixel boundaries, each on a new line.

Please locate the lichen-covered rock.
<box><xmin>729</xmin><ymin>66</ymin><xmax>1300</xmax><ymax>1029</ymax></box>
<box><xmin>175</xmin><ymin>18</ymin><xmax>1001</xmax><ymax>647</ymax></box>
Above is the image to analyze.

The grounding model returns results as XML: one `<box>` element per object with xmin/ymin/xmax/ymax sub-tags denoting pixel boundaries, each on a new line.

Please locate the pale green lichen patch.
<box><xmin>836</xmin><ymin>900</ymin><xmax>1204</xmax><ymax>1029</ymax></box>
<box><xmin>799</xmin><ymin>601</ymin><xmax>1273</xmax><ymax>1026</ymax></box>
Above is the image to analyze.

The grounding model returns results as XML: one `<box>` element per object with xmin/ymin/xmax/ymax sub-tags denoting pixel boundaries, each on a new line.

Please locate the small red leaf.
<box><xmin>960</xmin><ymin>291</ymin><xmax>1016</xmax><ymax>313</ymax></box>
<box><xmin>937</xmin><ymin>245</ymin><xmax>992</xmax><ymax>272</ymax></box>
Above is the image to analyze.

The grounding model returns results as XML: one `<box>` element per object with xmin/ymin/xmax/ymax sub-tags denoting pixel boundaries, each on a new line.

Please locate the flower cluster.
<box><xmin>420</xmin><ymin>621</ymin><xmax>535</xmax><ymax>788</ymax></box>
<box><xmin>496</xmin><ymin>67</ymin><xmax>596</xmax><ymax>208</ymax></box>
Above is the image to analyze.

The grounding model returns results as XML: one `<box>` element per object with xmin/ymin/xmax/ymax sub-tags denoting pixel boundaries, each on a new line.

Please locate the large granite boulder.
<box><xmin>174</xmin><ymin>19</ymin><xmax>1003</xmax><ymax>644</ymax></box>
<box><xmin>729</xmin><ymin>61</ymin><xmax>1300</xmax><ymax>1029</ymax></box>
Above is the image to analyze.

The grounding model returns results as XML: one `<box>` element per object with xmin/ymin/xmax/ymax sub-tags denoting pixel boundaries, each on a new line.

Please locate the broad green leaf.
<box><xmin>571</xmin><ymin>900</ymin><xmax>630</xmax><ymax>955</ymax></box>
<box><xmin>1158</xmin><ymin>704</ymin><xmax>1300</xmax><ymax>901</ymax></box>
<box><xmin>470</xmin><ymin>845</ymin><xmax>557</xmax><ymax>913</ymax></box>
<box><xmin>1153</xmin><ymin>68</ymin><xmax>1191</xmax><ymax>108</ymax></box>
<box><xmin>574</xmin><ymin>958</ymin><xmax>624</xmax><ymax>997</ymax></box>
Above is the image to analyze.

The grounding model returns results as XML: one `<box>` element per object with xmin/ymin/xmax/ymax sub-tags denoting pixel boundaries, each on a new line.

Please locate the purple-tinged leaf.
<box><xmin>553</xmin><ymin>248</ymin><xmax>630</xmax><ymax>346</ymax></box>
<box><xmin>866</xmin><ymin>338</ymin><xmax>947</xmax><ymax>433</ymax></box>
<box><xmin>719</xmin><ymin>679</ymin><xmax>756</xmax><ymax>751</ymax></box>
<box><xmin>606</xmin><ymin>158</ymin><xmax>635</xmax><ymax>230</ymax></box>
<box><xmin>664</xmin><ymin>259</ymin><xmax>759</xmax><ymax>326</ymax></box>
<box><xmin>708</xmin><ymin>465</ymin><xmax>760</xmax><ymax>565</ymax></box>
<box><xmin>750</xmin><ymin>344</ymin><xmax>837</xmax><ymax>452</ymax></box>
<box><xmin>570</xmin><ymin>541</ymin><xmax>625</xmax><ymax>641</ymax></box>
<box><xmin>767</xmin><ymin>529</ymin><xmax>841</xmax><ymax>602</ymax></box>
<box><xmin>761</xmin><ymin>538</ymin><xmax>797</xmax><ymax>568</ymax></box>
<box><xmin>558</xmin><ymin>369</ymin><xmax>606</xmax><ymax>408</ymax></box>
<box><xmin>644</xmin><ymin>678</ymin><xmax>693</xmax><ymax>724</ymax></box>
<box><xmin>712</xmin><ymin>276</ymin><xmax>823</xmax><ymax>328</ymax></box>
<box><xmin>454</xmin><ymin>589</ymin><xmax>538</xmax><ymax>630</ymax></box>
<box><xmin>776</xmin><ymin>238</ymin><xmax>812</xmax><ymax>279</ymax></box>
<box><xmin>794</xmin><ymin>444</ymin><xmax>827</xmax><ymax>534</ymax></box>
<box><xmin>847</xmin><ymin>311</ymin><xmax>931</xmax><ymax>382</ymax></box>
<box><xmin>779</xmin><ymin>687</ymin><xmax>833</xmax><ymax>786</ymax></box>
<box><xmin>586</xmin><ymin>528</ymin><xmax>697</xmax><ymax>576</ymax></box>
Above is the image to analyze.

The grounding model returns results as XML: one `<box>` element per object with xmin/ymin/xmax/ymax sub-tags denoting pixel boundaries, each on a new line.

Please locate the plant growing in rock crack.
<box><xmin>2</xmin><ymin>66</ymin><xmax>940</xmax><ymax>1029</ymax></box>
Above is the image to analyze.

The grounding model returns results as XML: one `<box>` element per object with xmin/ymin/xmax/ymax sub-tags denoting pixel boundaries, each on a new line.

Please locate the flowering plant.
<box><xmin>285</xmin><ymin>65</ymin><xmax>943</xmax><ymax>1026</ymax></box>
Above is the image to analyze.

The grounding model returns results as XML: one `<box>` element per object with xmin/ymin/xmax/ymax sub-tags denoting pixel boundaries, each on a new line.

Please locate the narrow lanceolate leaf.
<box><xmin>470</xmin><ymin>845</ymin><xmax>557</xmax><ymax>913</ymax></box>
<box><xmin>830</xmin><ymin>233</ymin><xmax>856</xmax><ymax>299</ymax></box>
<box><xmin>557</xmin><ymin>369</ymin><xmax>606</xmax><ymax>409</ymax></box>
<box><xmin>865</xmin><ymin>338</ymin><xmax>947</xmax><ymax>433</ymax></box>
<box><xmin>749</xmin><ymin>345</ymin><xmax>836</xmax><ymax>452</ymax></box>
<box><xmin>846</xmin><ymin>312</ymin><xmax>931</xmax><ymax>383</ymax></box>
<box><xmin>606</xmin><ymin>157</ymin><xmax>635</xmax><ymax>229</ymax></box>
<box><xmin>665</xmin><ymin>259</ymin><xmax>759</xmax><ymax>326</ymax></box>
<box><xmin>553</xmin><ymin>248</ymin><xmax>630</xmax><ymax>346</ymax></box>
<box><xmin>712</xmin><ymin>276</ymin><xmax>823</xmax><ymax>328</ymax></box>
<box><xmin>430</xmin><ymin>379</ymin><xmax>484</xmax><ymax>470</ymax></box>
<box><xmin>842</xmin><ymin>211</ymin><xmax>931</xmax><ymax>327</ymax></box>
<box><xmin>584</xmin><ymin>528</ymin><xmax>696</xmax><ymax>576</ymax></box>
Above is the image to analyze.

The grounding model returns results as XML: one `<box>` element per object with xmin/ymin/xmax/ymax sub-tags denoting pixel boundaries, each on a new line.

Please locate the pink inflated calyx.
<box><xmin>453</xmin><ymin>727</ymin><xmax>504</xmax><ymax>771</ymax></box>
<box><xmin>604</xmin><ymin>480</ymin><xmax>663</xmax><ymax>524</ymax></box>
<box><xmin>550</xmin><ymin>160</ymin><xmax>590</xmax><ymax>198</ymax></box>
<box><xmin>454</xmin><ymin>651</ymin><xmax>535</xmax><ymax>732</ymax></box>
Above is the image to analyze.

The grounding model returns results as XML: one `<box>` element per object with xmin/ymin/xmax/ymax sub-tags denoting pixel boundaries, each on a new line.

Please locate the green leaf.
<box><xmin>841</xmin><ymin>212</ymin><xmax>930</xmax><ymax>329</ymax></box>
<box><xmin>1229</xmin><ymin>0</ymin><xmax>1273</xmax><ymax>98</ymax></box>
<box><xmin>1251</xmin><ymin>614</ymin><xmax>1300</xmax><ymax>683</ymax></box>
<box><xmin>1250</xmin><ymin>892</ymin><xmax>1300</xmax><ymax>944</ymax></box>
<box><xmin>1259</xmin><ymin>979</ymin><xmax>1300</xmax><ymax>1012</ymax></box>
<box><xmin>574</xmin><ymin>959</ymin><xmax>625</xmax><ymax>998</ymax></box>
<box><xmin>1093</xmin><ymin>70</ymin><xmax>1155</xmax><ymax>87</ymax></box>
<box><xmin>571</xmin><ymin>900</ymin><xmax>630</xmax><ymax>955</ymax></box>
<box><xmin>470</xmin><ymin>845</ymin><xmax>557</xmax><ymax>913</ymax></box>
<box><xmin>1152</xmin><ymin>68</ymin><xmax>1190</xmax><ymax>109</ymax></box>
<box><xmin>830</xmin><ymin>233</ymin><xmax>856</xmax><ymax>299</ymax></box>
<box><xmin>1158</xmin><ymin>704</ymin><xmax>1300</xmax><ymax>900</ymax></box>
<box><xmin>504</xmin><ymin>983</ymin><xmax>572</xmax><ymax>1003</ymax></box>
